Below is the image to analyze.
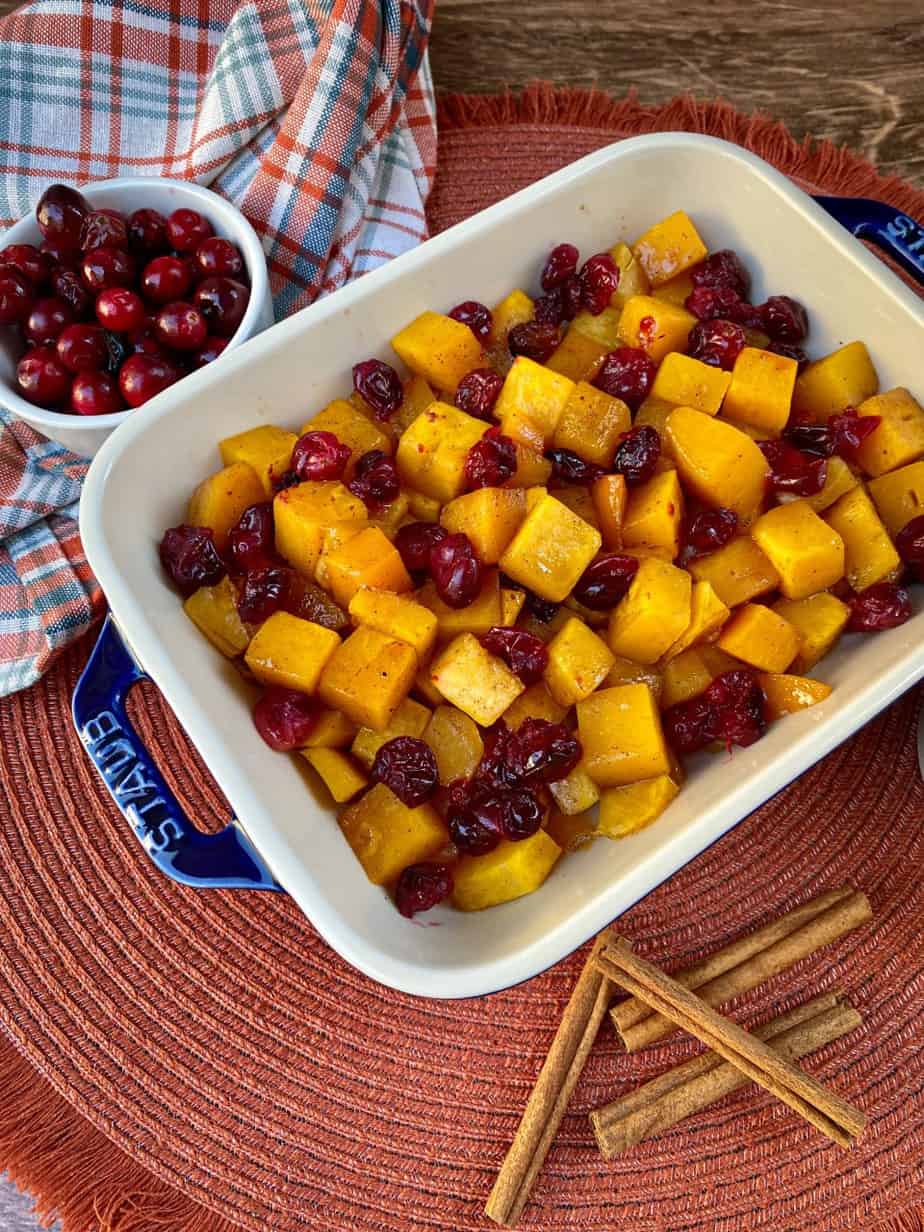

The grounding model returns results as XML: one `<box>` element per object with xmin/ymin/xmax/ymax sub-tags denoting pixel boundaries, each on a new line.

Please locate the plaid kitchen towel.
<box><xmin>0</xmin><ymin>0</ymin><xmax>437</xmax><ymax>696</ymax></box>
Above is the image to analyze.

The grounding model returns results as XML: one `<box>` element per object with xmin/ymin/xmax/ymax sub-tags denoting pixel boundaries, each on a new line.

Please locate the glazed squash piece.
<box><xmin>187</xmin><ymin>461</ymin><xmax>265</xmax><ymax>550</ymax></box>
<box><xmin>452</xmin><ymin>830</ymin><xmax>561</xmax><ymax>911</ymax></box>
<box><xmin>219</xmin><ymin>425</ymin><xmax>297</xmax><ymax>497</ymax></box>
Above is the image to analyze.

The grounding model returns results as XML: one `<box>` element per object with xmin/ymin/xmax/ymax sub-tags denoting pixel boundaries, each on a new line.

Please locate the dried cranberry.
<box><xmin>579</xmin><ymin>252</ymin><xmax>620</xmax><ymax>315</ymax></box>
<box><xmin>686</xmin><ymin>285</ymin><xmax>742</xmax><ymax>321</ymax></box>
<box><xmin>508</xmin><ymin>320</ymin><xmax>560</xmax><ymax>362</ymax></box>
<box><xmin>498</xmin><ymin>787</ymin><xmax>543</xmax><ymax>841</ymax></box>
<box><xmin>476</xmin><ymin>722</ymin><xmax>515</xmax><ymax>790</ymax></box>
<box><xmin>51</xmin><ymin>267</ymin><xmax>91</xmax><ymax>316</ymax></box>
<box><xmin>523</xmin><ymin>591</ymin><xmax>558</xmax><ymax>623</ymax></box>
<box><xmin>684</xmin><ymin>508</ymin><xmax>738</xmax><ymax>557</ymax></box>
<box><xmin>394</xmin><ymin>521</ymin><xmax>447</xmax><ymax>575</ymax></box>
<box><xmin>706</xmin><ymin>670</ymin><xmax>767</xmax><ymax>748</ymax></box>
<box><xmin>448</xmin><ymin>794</ymin><xmax>504</xmax><ymax>855</ymax></box>
<box><xmin>534</xmin><ymin>277</ymin><xmax>583</xmax><ymax>327</ymax></box>
<box><xmin>464</xmin><ymin>426</ymin><xmax>517</xmax><ymax>490</ymax></box>
<box><xmin>784</xmin><ymin>421</ymin><xmax>834</xmax><ymax>458</ymax></box>
<box><xmin>79</xmin><ymin>208</ymin><xmax>128</xmax><ymax>252</ymax></box>
<box><xmin>759</xmin><ymin>295</ymin><xmax>808</xmax><ymax>343</ymax></box>
<box><xmin>481</xmin><ymin>627</ymin><xmax>549</xmax><ymax>684</ymax></box>
<box><xmin>36</xmin><ymin>184</ymin><xmax>89</xmax><ymax>253</ymax></box>
<box><xmin>545</xmin><ymin>448</ymin><xmax>605</xmax><ymax>484</ymax></box>
<box><xmin>455</xmin><ymin>367</ymin><xmax>504</xmax><ymax>420</ymax></box>
<box><xmin>291</xmin><ymin>430</ymin><xmax>351</xmax><ymax>481</ymax></box>
<box><xmin>687</xmin><ymin>318</ymin><xmax>747</xmax><ymax>370</ymax></box>
<box><xmin>830</xmin><ymin>407</ymin><xmax>880</xmax><ymax>462</ymax></box>
<box><xmin>572</xmin><ymin>554</ymin><xmax>639</xmax><ymax>609</ymax></box>
<box><xmin>614</xmin><ymin>425</ymin><xmax>661</xmax><ymax>486</ymax></box>
<box><xmin>847</xmin><ymin>583</ymin><xmax>912</xmax><ymax>632</ymax></box>
<box><xmin>505</xmin><ymin>718</ymin><xmax>581</xmax><ymax>785</ymax></box>
<box><xmin>159</xmin><ymin>524</ymin><xmax>225</xmax><ymax>595</ymax></box>
<box><xmin>895</xmin><ymin>516</ymin><xmax>924</xmax><ymax>576</ymax></box>
<box><xmin>541</xmin><ymin>243</ymin><xmax>579</xmax><ymax>291</ymax></box>
<box><xmin>768</xmin><ymin>341</ymin><xmax>809</xmax><ymax>367</ymax></box>
<box><xmin>594</xmin><ymin>347</ymin><xmax>655</xmax><ymax>411</ymax></box>
<box><xmin>228</xmin><ymin>502</ymin><xmax>275</xmax><ymax>573</ymax></box>
<box><xmin>371</xmin><ymin>736</ymin><xmax>439</xmax><ymax>807</ymax></box>
<box><xmin>288</xmin><ymin>576</ymin><xmax>349</xmax><ymax>631</ymax></box>
<box><xmin>758</xmin><ymin>440</ymin><xmax>827</xmax><ymax>497</ymax></box>
<box><xmin>429</xmin><ymin>532</ymin><xmax>483</xmax><ymax>608</ymax></box>
<box><xmin>691</xmin><ymin>249</ymin><xmax>751</xmax><ymax>298</ymax></box>
<box><xmin>236</xmin><ymin>566</ymin><xmax>293</xmax><ymax>624</ymax></box>
<box><xmin>352</xmin><ymin>358</ymin><xmax>403</xmax><ymax>420</ymax></box>
<box><xmin>252</xmin><ymin>687</ymin><xmax>319</xmax><ymax>751</ymax></box>
<box><xmin>663</xmin><ymin>694</ymin><xmax>719</xmax><ymax>755</ymax></box>
<box><xmin>395</xmin><ymin>863</ymin><xmax>454</xmax><ymax>917</ymax></box>
<box><xmin>448</xmin><ymin>299</ymin><xmax>492</xmax><ymax>342</ymax></box>
<box><xmin>347</xmin><ymin>449</ymin><xmax>400</xmax><ymax>511</ymax></box>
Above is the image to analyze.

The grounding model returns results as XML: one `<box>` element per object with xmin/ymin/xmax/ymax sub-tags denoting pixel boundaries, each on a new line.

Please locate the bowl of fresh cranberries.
<box><xmin>0</xmin><ymin>177</ymin><xmax>272</xmax><ymax>456</ymax></box>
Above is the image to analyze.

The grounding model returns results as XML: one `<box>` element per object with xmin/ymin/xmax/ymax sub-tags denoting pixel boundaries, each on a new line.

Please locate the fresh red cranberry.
<box><xmin>56</xmin><ymin>322</ymin><xmax>108</xmax><ymax>372</ymax></box>
<box><xmin>80</xmin><ymin>245</ymin><xmax>134</xmax><ymax>292</ymax></box>
<box><xmin>759</xmin><ymin>295</ymin><xmax>808</xmax><ymax>343</ymax></box>
<box><xmin>395</xmin><ymin>862</ymin><xmax>454</xmax><ymax>917</ymax></box>
<box><xmin>594</xmin><ymin>347</ymin><xmax>655</xmax><ymax>411</ymax></box>
<box><xmin>523</xmin><ymin>591</ymin><xmax>558</xmax><ymax>623</ymax></box>
<box><xmin>347</xmin><ymin>449</ymin><xmax>400</xmax><ymax>511</ymax></box>
<box><xmin>847</xmin><ymin>583</ymin><xmax>912</xmax><ymax>632</ymax></box>
<box><xmin>573</xmin><ymin>553</ymin><xmax>639</xmax><ymax>609</ymax></box>
<box><xmin>768</xmin><ymin>340</ymin><xmax>809</xmax><ymax>366</ymax></box>
<box><xmin>228</xmin><ymin>502</ymin><xmax>275</xmax><ymax>573</ymax></box>
<box><xmin>127</xmin><ymin>207</ymin><xmax>169</xmax><ymax>255</ymax></box>
<box><xmin>687</xmin><ymin>318</ymin><xmax>747</xmax><ymax>370</ymax></box>
<box><xmin>24</xmin><ymin>296</ymin><xmax>74</xmax><ymax>345</ymax></box>
<box><xmin>237</xmin><ymin>566</ymin><xmax>293</xmax><ymax>624</ymax></box>
<box><xmin>252</xmin><ymin>686</ymin><xmax>319</xmax><ymax>751</ymax></box>
<box><xmin>895</xmin><ymin>516</ymin><xmax>924</xmax><ymax>576</ymax></box>
<box><xmin>193</xmin><ymin>336</ymin><xmax>229</xmax><ymax>367</ymax></box>
<box><xmin>79</xmin><ymin>208</ymin><xmax>127</xmax><ymax>252</ymax></box>
<box><xmin>16</xmin><ymin>346</ymin><xmax>71</xmax><ymax>407</ymax></box>
<box><xmin>691</xmin><ymin>249</ymin><xmax>751</xmax><ymax>298</ymax></box>
<box><xmin>830</xmin><ymin>407</ymin><xmax>881</xmax><ymax>462</ymax></box>
<box><xmin>464</xmin><ymin>427</ymin><xmax>517</xmax><ymax>490</ymax></box>
<box><xmin>707</xmin><ymin>669</ymin><xmax>767</xmax><ymax>748</ymax></box>
<box><xmin>70</xmin><ymin>369</ymin><xmax>123</xmax><ymax>415</ymax></box>
<box><xmin>508</xmin><ymin>320</ymin><xmax>560</xmax><ymax>362</ymax></box>
<box><xmin>758</xmin><ymin>440</ymin><xmax>827</xmax><ymax>497</ymax></box>
<box><xmin>614</xmin><ymin>424</ymin><xmax>662</xmax><ymax>485</ymax></box>
<box><xmin>194</xmin><ymin>236</ymin><xmax>244</xmax><ymax>279</ymax></box>
<box><xmin>0</xmin><ymin>265</ymin><xmax>35</xmax><ymax>323</ymax></box>
<box><xmin>505</xmin><ymin>717</ymin><xmax>581</xmax><ymax>785</ymax></box>
<box><xmin>166</xmin><ymin>207</ymin><xmax>213</xmax><ymax>253</ymax></box>
<box><xmin>448</xmin><ymin>793</ymin><xmax>504</xmax><ymax>855</ymax></box>
<box><xmin>455</xmin><ymin>367</ymin><xmax>504</xmax><ymax>420</ymax></box>
<box><xmin>141</xmin><ymin>254</ymin><xmax>192</xmax><ymax>304</ymax></box>
<box><xmin>684</xmin><ymin>508</ymin><xmax>738</xmax><ymax>557</ymax></box>
<box><xmin>51</xmin><ymin>267</ymin><xmax>92</xmax><ymax>316</ymax></box>
<box><xmin>430</xmin><ymin>532</ymin><xmax>483</xmax><ymax>608</ymax></box>
<box><xmin>193</xmin><ymin>276</ymin><xmax>249</xmax><ymax>337</ymax></box>
<box><xmin>481</xmin><ymin>627</ymin><xmax>549</xmax><ymax>684</ymax></box>
<box><xmin>118</xmin><ymin>352</ymin><xmax>179</xmax><ymax>406</ymax></box>
<box><xmin>1</xmin><ymin>244</ymin><xmax>49</xmax><ymax>287</ymax></box>
<box><xmin>541</xmin><ymin>242</ymin><xmax>580</xmax><ymax>291</ymax></box>
<box><xmin>94</xmin><ymin>286</ymin><xmax>145</xmax><ymax>333</ymax></box>
<box><xmin>545</xmin><ymin>448</ymin><xmax>604</xmax><ymax>484</ymax></box>
<box><xmin>291</xmin><ymin>430</ymin><xmax>351</xmax><ymax>481</ymax></box>
<box><xmin>35</xmin><ymin>184</ymin><xmax>89</xmax><ymax>254</ymax></box>
<box><xmin>498</xmin><ymin>787</ymin><xmax>544</xmax><ymax>840</ymax></box>
<box><xmin>159</xmin><ymin>524</ymin><xmax>225</xmax><ymax>595</ymax></box>
<box><xmin>127</xmin><ymin>321</ymin><xmax>168</xmax><ymax>357</ymax></box>
<box><xmin>579</xmin><ymin>251</ymin><xmax>620</xmax><ymax>315</ymax></box>
<box><xmin>394</xmin><ymin>521</ymin><xmax>447</xmax><ymax>575</ymax></box>
<box><xmin>663</xmin><ymin>693</ymin><xmax>720</xmax><ymax>754</ymax></box>
<box><xmin>155</xmin><ymin>300</ymin><xmax>208</xmax><ymax>352</ymax></box>
<box><xmin>352</xmin><ymin>357</ymin><xmax>403</xmax><ymax>420</ymax></box>
<box><xmin>534</xmin><ymin>277</ymin><xmax>583</xmax><ymax>326</ymax></box>
<box><xmin>371</xmin><ymin>736</ymin><xmax>439</xmax><ymax>807</ymax></box>
<box><xmin>448</xmin><ymin>299</ymin><xmax>492</xmax><ymax>342</ymax></box>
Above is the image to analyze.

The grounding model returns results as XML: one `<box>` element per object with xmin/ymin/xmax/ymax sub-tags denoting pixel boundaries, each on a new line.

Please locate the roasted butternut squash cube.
<box><xmin>219</xmin><ymin>425</ymin><xmax>297</xmax><ymax>497</ymax></box>
<box><xmin>245</xmin><ymin>611</ymin><xmax>341</xmax><ymax>693</ymax></box>
<box><xmin>610</xmin><ymin>240</ymin><xmax>651</xmax><ymax>305</ymax></box>
<box><xmin>632</xmin><ymin>210</ymin><xmax>707</xmax><ymax>286</ymax></box>
<box><xmin>507</xmin><ymin>443</ymin><xmax>553</xmax><ymax>488</ymax></box>
<box><xmin>488</xmin><ymin>288</ymin><xmax>534</xmax><ymax>349</ymax></box>
<box><xmin>319</xmin><ymin>626</ymin><xmax>417</xmax><ymax>730</ymax></box>
<box><xmin>605</xmin><ymin>655</ymin><xmax>662</xmax><ymax>702</ymax></box>
<box><xmin>544</xmin><ymin>616</ymin><xmax>615</xmax><ymax>706</ymax></box>
<box><xmin>301</xmin><ymin>708</ymin><xmax>358</xmax><ymax>749</ymax></box>
<box><xmin>350</xmin><ymin>696</ymin><xmax>431</xmax><ymax>769</ymax></box>
<box><xmin>495</xmin><ymin>357</ymin><xmax>575</xmax><ymax>450</ymax></box>
<box><xmin>598</xmin><ymin>775</ymin><xmax>679</xmax><ymax>839</ymax></box>
<box><xmin>391</xmin><ymin>310</ymin><xmax>483</xmax><ymax>392</ymax></box>
<box><xmin>751</xmin><ymin>501</ymin><xmax>845</xmax><ymax>599</ymax></box>
<box><xmin>854</xmin><ymin>387</ymin><xmax>924</xmax><ymax>477</ymax></box>
<box><xmin>314</xmin><ymin>520</ymin><xmax>367</xmax><ymax>589</ymax></box>
<box><xmin>553</xmin><ymin>485</ymin><xmax>600</xmax><ymax>530</ymax></box>
<box><xmin>717</xmin><ymin>604</ymin><xmax>800</xmax><ymax>672</ymax></box>
<box><xmin>772</xmin><ymin>592</ymin><xmax>849</xmax><ymax>673</ymax></box>
<box><xmin>500</xmin><ymin>586</ymin><xmax>527</xmax><ymax>626</ymax></box>
<box><xmin>666</xmin><ymin>407</ymin><xmax>769</xmax><ymax>522</ymax></box>
<box><xmin>868</xmin><ymin>460</ymin><xmax>924</xmax><ymax>535</ymax></box>
<box><xmin>608</xmin><ymin>558</ymin><xmax>692</xmax><ymax>665</ymax></box>
<box><xmin>592</xmin><ymin>473</ymin><xmax>628</xmax><ymax>549</ymax></box>
<box><xmin>423</xmin><ymin>704</ymin><xmax>484</xmax><ymax>783</ymax></box>
<box><xmin>273</xmin><ymin>480</ymin><xmax>367</xmax><ymax>577</ymax></box>
<box><xmin>501</xmin><ymin>681</ymin><xmax>568</xmax><ymax>730</ymax></box>
<box><xmin>792</xmin><ymin>341</ymin><xmax>879</xmax><ymax>422</ymax></box>
<box><xmin>183</xmin><ymin>576</ymin><xmax>250</xmax><ymax>657</ymax></box>
<box><xmin>804</xmin><ymin>455</ymin><xmax>859</xmax><ymax>513</ymax></box>
<box><xmin>546</xmin><ymin>809</ymin><xmax>598</xmax><ymax>852</ymax></box>
<box><xmin>758</xmin><ymin>673</ymin><xmax>832</xmax><ymax>720</ymax></box>
<box><xmin>722</xmin><ymin>347</ymin><xmax>798</xmax><ymax>435</ymax></box>
<box><xmin>635</xmin><ymin>395</ymin><xmax>677</xmax><ymax>447</ymax></box>
<box><xmin>570</xmin><ymin>307</ymin><xmax>624</xmax><ymax>349</ymax></box>
<box><xmin>452</xmin><ymin>829</ymin><xmax>561</xmax><ymax>911</ymax></box>
<box><xmin>440</xmin><ymin>487</ymin><xmax>526</xmax><ymax>564</ymax></box>
<box><xmin>650</xmin><ymin>352</ymin><xmax>731</xmax><ymax>416</ymax></box>
<box><xmin>662</xmin><ymin>580</ymin><xmax>730</xmax><ymax>660</ymax></box>
<box><xmin>369</xmin><ymin>492</ymin><xmax>409</xmax><ymax>540</ymax></box>
<box><xmin>549</xmin><ymin>763</ymin><xmax>601</xmax><ymax>815</ymax></box>
<box><xmin>660</xmin><ymin>647</ymin><xmax>715</xmax><ymax>709</ymax></box>
<box><xmin>698</xmin><ymin>645</ymin><xmax>742</xmax><ymax>676</ymax></box>
<box><xmin>406</xmin><ymin>489</ymin><xmax>441</xmax><ymax>523</ymax></box>
<box><xmin>552</xmin><ymin>382</ymin><xmax>631</xmax><ymax>466</ymax></box>
<box><xmin>303</xmin><ymin>399</ymin><xmax>392</xmax><ymax>480</ymax></box>
<box><xmin>302</xmin><ymin>749</ymin><xmax>367</xmax><ymax>803</ymax></box>
<box><xmin>417</xmin><ymin>569</ymin><xmax>504</xmax><ymax>638</ymax></box>
<box><xmin>500</xmin><ymin>493</ymin><xmax>602</xmax><ymax>602</ymax></box>
<box><xmin>429</xmin><ymin>633</ymin><xmax>524</xmax><ymax>727</ymax></box>
<box><xmin>824</xmin><ymin>485</ymin><xmax>901</xmax><ymax>591</ymax></box>
<box><xmin>187</xmin><ymin>462</ymin><xmax>265</xmax><ymax>550</ymax></box>
<box><xmin>395</xmin><ymin>402</ymin><xmax>488</xmax><ymax>503</ymax></box>
<box><xmin>622</xmin><ymin>469</ymin><xmax>685</xmax><ymax>559</ymax></box>
<box><xmin>392</xmin><ymin>374</ymin><xmax>436</xmax><ymax>437</ymax></box>
<box><xmin>414</xmin><ymin>664</ymin><xmax>445</xmax><ymax>707</ymax></box>
<box><xmin>617</xmin><ymin>295</ymin><xmax>696</xmax><ymax>363</ymax></box>
<box><xmin>650</xmin><ymin>268</ymin><xmax>695</xmax><ymax>308</ymax></box>
<box><xmin>348</xmin><ymin>587</ymin><xmax>437</xmax><ymax>660</ymax></box>
<box><xmin>688</xmin><ymin>536</ymin><xmax>780</xmax><ymax>607</ymax></box>
<box><xmin>514</xmin><ymin>605</ymin><xmax>572</xmax><ymax>644</ymax></box>
<box><xmin>325</xmin><ymin>526</ymin><xmax>412</xmax><ymax>609</ymax></box>
<box><xmin>339</xmin><ymin>783</ymin><xmax>446</xmax><ymax>885</ymax></box>
<box><xmin>578</xmin><ymin>683</ymin><xmax>672</xmax><ymax>786</ymax></box>
<box><xmin>546</xmin><ymin>328</ymin><xmax>607</xmax><ymax>382</ymax></box>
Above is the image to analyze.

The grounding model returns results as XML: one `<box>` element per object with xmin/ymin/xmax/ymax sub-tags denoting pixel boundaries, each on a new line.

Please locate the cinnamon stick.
<box><xmin>485</xmin><ymin>934</ymin><xmax>612</xmax><ymax>1227</ymax></box>
<box><xmin>612</xmin><ymin>888</ymin><xmax>870</xmax><ymax>1051</ymax></box>
<box><xmin>591</xmin><ymin>992</ymin><xmax>862</xmax><ymax>1157</ymax></box>
<box><xmin>595</xmin><ymin>937</ymin><xmax>866</xmax><ymax>1147</ymax></box>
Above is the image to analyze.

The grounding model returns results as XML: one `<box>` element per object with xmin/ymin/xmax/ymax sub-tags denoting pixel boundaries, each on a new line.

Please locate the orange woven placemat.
<box><xmin>1</xmin><ymin>91</ymin><xmax>924</xmax><ymax>1232</ymax></box>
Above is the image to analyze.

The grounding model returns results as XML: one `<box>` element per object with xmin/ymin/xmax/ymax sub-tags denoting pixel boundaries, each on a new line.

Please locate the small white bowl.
<box><xmin>0</xmin><ymin>177</ymin><xmax>274</xmax><ymax>456</ymax></box>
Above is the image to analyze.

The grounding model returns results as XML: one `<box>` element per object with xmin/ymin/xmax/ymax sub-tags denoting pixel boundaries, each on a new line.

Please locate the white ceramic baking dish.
<box><xmin>76</xmin><ymin>133</ymin><xmax>924</xmax><ymax>998</ymax></box>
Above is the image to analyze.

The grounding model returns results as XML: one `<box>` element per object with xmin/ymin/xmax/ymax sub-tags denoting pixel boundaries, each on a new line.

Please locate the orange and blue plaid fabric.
<box><xmin>0</xmin><ymin>0</ymin><xmax>436</xmax><ymax>695</ymax></box>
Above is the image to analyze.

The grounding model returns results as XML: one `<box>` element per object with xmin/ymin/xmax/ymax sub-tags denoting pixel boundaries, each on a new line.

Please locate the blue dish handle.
<box><xmin>72</xmin><ymin>615</ymin><xmax>281</xmax><ymax>891</ymax></box>
<box><xmin>814</xmin><ymin>196</ymin><xmax>924</xmax><ymax>286</ymax></box>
